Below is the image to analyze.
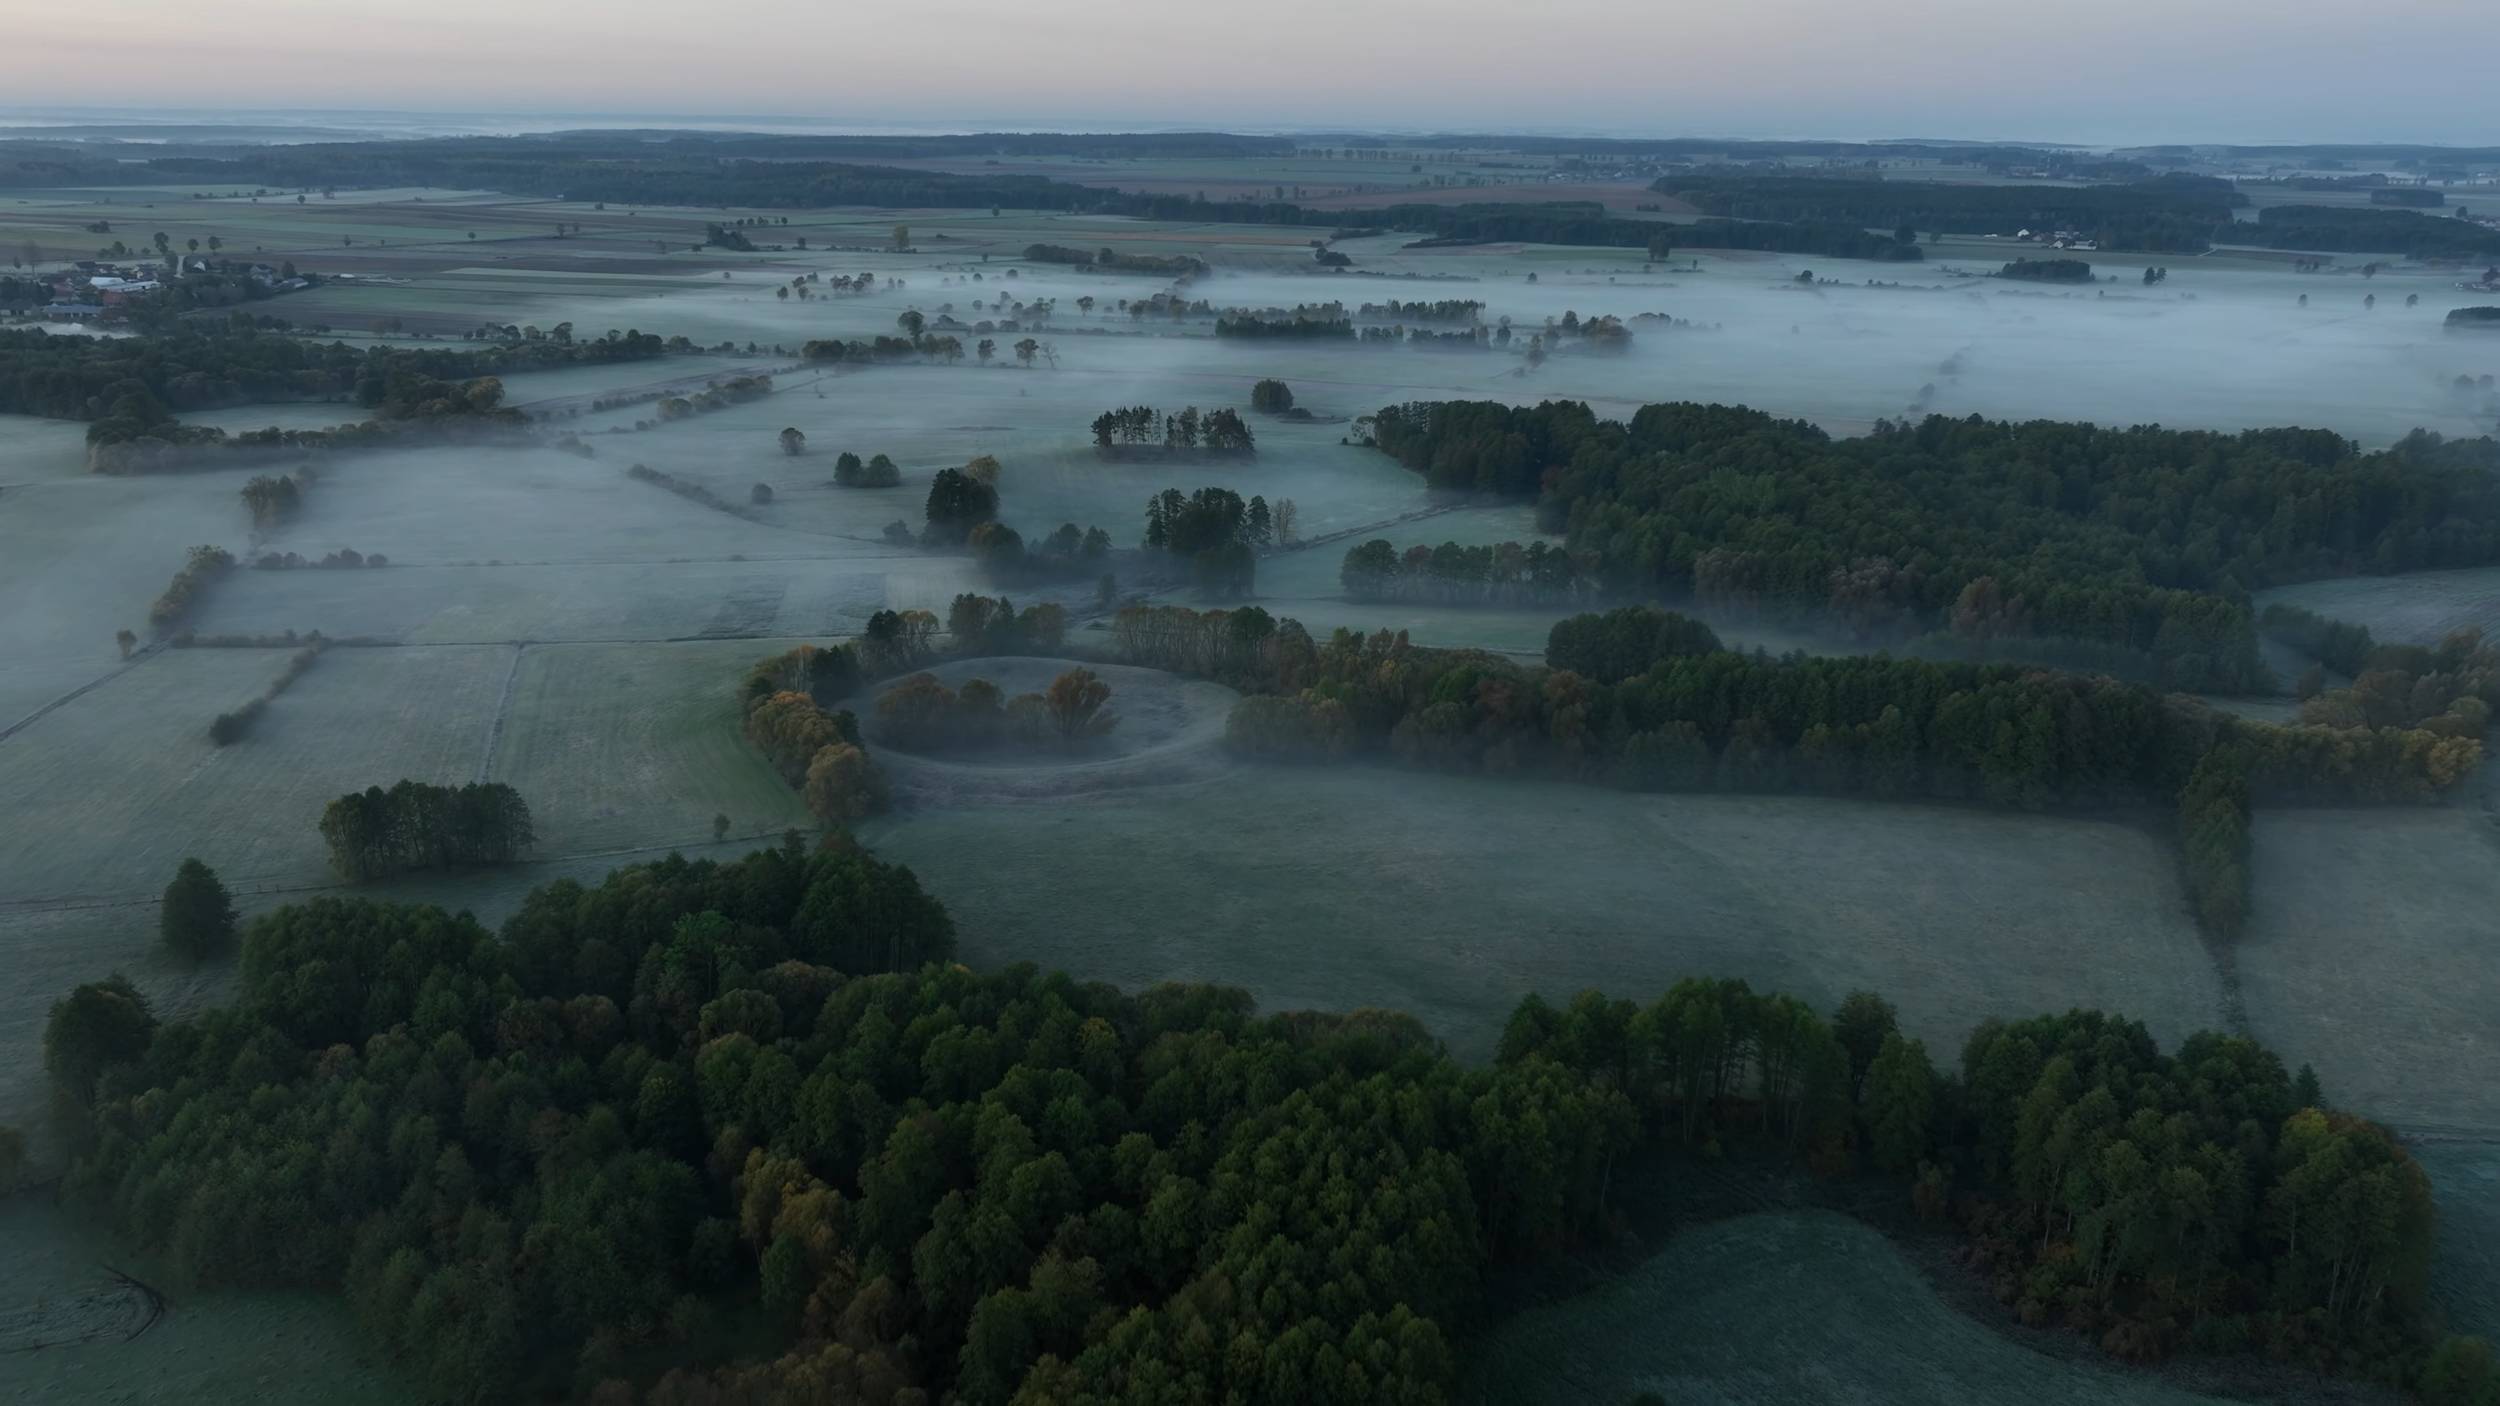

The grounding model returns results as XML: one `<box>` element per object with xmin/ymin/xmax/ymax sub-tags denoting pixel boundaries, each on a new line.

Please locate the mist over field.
<box><xmin>4</xmin><ymin>124</ymin><xmax>2500</xmax><ymax>1406</ymax></box>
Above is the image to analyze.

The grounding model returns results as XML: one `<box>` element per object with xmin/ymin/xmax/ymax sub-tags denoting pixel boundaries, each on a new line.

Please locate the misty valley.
<box><xmin>2</xmin><ymin>125</ymin><xmax>2499</xmax><ymax>1406</ymax></box>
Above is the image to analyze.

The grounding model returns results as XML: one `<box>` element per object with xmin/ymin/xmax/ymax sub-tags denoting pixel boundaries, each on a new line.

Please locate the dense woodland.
<box><xmin>38</xmin><ymin>835</ymin><xmax>2475</xmax><ymax>1404</ymax></box>
<box><xmin>1666</xmin><ymin>173</ymin><xmax>2240</xmax><ymax>253</ymax></box>
<box><xmin>1365</xmin><ymin>399</ymin><xmax>2500</xmax><ymax>692</ymax></box>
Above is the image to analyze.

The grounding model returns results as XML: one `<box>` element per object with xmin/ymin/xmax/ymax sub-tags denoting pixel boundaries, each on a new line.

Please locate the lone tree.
<box><xmin>1250</xmin><ymin>378</ymin><xmax>1295</xmax><ymax>414</ymax></box>
<box><xmin>161</xmin><ymin>858</ymin><xmax>237</xmax><ymax>962</ymax></box>
<box><xmin>712</xmin><ymin>812</ymin><xmax>730</xmax><ymax>842</ymax></box>
<box><xmin>779</xmin><ymin>427</ymin><xmax>806</xmax><ymax>456</ymax></box>
<box><xmin>115</xmin><ymin>628</ymin><xmax>137</xmax><ymax>659</ymax></box>
<box><xmin>751</xmin><ymin>483</ymin><xmax>775</xmax><ymax>505</ymax></box>
<box><xmin>1044</xmin><ymin>667</ymin><xmax>1118</xmax><ymax>742</ymax></box>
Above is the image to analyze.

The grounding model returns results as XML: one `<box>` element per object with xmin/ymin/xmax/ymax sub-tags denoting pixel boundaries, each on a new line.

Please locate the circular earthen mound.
<box><xmin>845</xmin><ymin>657</ymin><xmax>1239</xmax><ymax>802</ymax></box>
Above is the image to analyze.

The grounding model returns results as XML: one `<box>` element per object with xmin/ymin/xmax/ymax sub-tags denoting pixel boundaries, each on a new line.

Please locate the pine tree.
<box><xmin>161</xmin><ymin>858</ymin><xmax>237</xmax><ymax>961</ymax></box>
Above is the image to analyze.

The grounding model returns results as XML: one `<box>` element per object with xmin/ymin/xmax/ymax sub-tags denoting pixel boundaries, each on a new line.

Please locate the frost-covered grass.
<box><xmin>856</xmin><ymin>764</ymin><xmax>2226</xmax><ymax>1064</ymax></box>
<box><xmin>2241</xmin><ymin>807</ymin><xmax>2500</xmax><ymax>1134</ymax></box>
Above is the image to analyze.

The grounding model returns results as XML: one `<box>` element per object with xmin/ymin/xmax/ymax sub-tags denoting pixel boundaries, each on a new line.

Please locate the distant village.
<box><xmin>35</xmin><ymin>256</ymin><xmax>309</xmax><ymax>322</ymax></box>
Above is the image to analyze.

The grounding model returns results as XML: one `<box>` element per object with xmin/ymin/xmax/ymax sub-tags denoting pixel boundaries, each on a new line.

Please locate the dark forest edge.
<box><xmin>30</xmin><ymin>839</ymin><xmax>2496</xmax><ymax>1405</ymax></box>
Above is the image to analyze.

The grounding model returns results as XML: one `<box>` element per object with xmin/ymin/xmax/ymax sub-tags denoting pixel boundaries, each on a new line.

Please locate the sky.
<box><xmin>9</xmin><ymin>0</ymin><xmax>2498</xmax><ymax>146</ymax></box>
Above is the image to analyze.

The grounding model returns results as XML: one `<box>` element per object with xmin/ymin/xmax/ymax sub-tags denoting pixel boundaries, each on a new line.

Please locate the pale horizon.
<box><xmin>10</xmin><ymin>0</ymin><xmax>2498</xmax><ymax>148</ymax></box>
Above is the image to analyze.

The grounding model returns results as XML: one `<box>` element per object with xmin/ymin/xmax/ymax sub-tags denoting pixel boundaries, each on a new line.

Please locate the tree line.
<box><xmin>2248</xmin><ymin>205</ymin><xmax>2500</xmax><ymax>260</ymax></box>
<box><xmin>1088</xmin><ymin>405</ymin><xmax>1255</xmax><ymax>453</ymax></box>
<box><xmin>38</xmin><ymin>838</ymin><xmax>2479</xmax><ymax>1405</ymax></box>
<box><xmin>0</xmin><ymin>324</ymin><xmax>664</xmax><ymax>425</ymax></box>
<box><xmin>317</xmin><ymin>780</ymin><xmax>536</xmax><ymax>881</ymax></box>
<box><xmin>1364</xmin><ymin>399</ymin><xmax>2500</xmax><ymax>693</ymax></box>
<box><xmin>122</xmin><ymin>141</ymin><xmax>1934</xmax><ymax>265</ymax></box>
<box><xmin>1339</xmin><ymin>537</ymin><xmax>1597</xmax><ymax>607</ymax></box>
<box><xmin>1666</xmin><ymin>172</ymin><xmax>2240</xmax><ymax>254</ymax></box>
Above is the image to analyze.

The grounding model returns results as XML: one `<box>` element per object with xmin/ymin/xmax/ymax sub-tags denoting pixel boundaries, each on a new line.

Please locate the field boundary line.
<box><xmin>0</xmin><ymin>644</ymin><xmax>162</xmax><ymax>748</ymax></box>
<box><xmin>476</xmin><ymin>643</ymin><xmax>527</xmax><ymax>782</ymax></box>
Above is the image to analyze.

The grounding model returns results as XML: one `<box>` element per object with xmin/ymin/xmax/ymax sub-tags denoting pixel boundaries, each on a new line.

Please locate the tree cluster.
<box><xmin>317</xmin><ymin>780</ymin><xmax>536</xmax><ymax>881</ymax></box>
<box><xmin>875</xmin><ymin>667</ymin><xmax>1117</xmax><ymax>753</ymax></box>
<box><xmin>1088</xmin><ymin>406</ymin><xmax>1254</xmax><ymax>454</ymax></box>
<box><xmin>740</xmin><ymin>646</ymin><xmax>889</xmax><ymax>825</ymax></box>
<box><xmin>833</xmin><ymin>452</ymin><xmax>905</xmax><ymax>489</ymax></box>
<box><xmin>149</xmin><ymin>544</ymin><xmax>234</xmax><ymax>631</ymax></box>
<box><xmin>2000</xmin><ymin>258</ymin><xmax>2095</xmax><ymax>283</ymax></box>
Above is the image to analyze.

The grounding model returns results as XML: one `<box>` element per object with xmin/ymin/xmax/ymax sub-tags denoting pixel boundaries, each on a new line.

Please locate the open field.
<box><xmin>2240</xmin><ymin>806</ymin><xmax>2500</xmax><ymax>1134</ymax></box>
<box><xmin>489</xmin><ymin>638</ymin><xmax>814</xmax><ymax>854</ymax></box>
<box><xmin>857</xmin><ymin>765</ymin><xmax>2226</xmax><ymax>1063</ymax></box>
<box><xmin>2257</xmin><ymin>567</ymin><xmax>2500</xmax><ymax>649</ymax></box>
<box><xmin>1464</xmin><ymin>1210</ymin><xmax>2237</xmax><ymax>1406</ymax></box>
<box><xmin>0</xmin><ymin>461</ymin><xmax>263</xmax><ymax>726</ymax></box>
<box><xmin>0</xmin><ymin>1198</ymin><xmax>414</xmax><ymax>1406</ymax></box>
<box><xmin>0</xmin><ymin>645</ymin><xmax>509</xmax><ymax>906</ymax></box>
<box><xmin>2416</xmin><ymin>1142</ymin><xmax>2500</xmax><ymax>1340</ymax></box>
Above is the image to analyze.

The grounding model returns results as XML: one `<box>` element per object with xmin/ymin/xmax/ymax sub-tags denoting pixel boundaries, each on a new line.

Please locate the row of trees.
<box><xmin>149</xmin><ymin>545</ymin><xmax>234</xmax><ymax>630</ymax></box>
<box><xmin>317</xmin><ymin>780</ymin><xmax>536</xmax><ymax>881</ymax></box>
<box><xmin>1087</xmin><ymin>405</ymin><xmax>1255</xmax><ymax>453</ymax></box>
<box><xmin>40</xmin><ymin>838</ymin><xmax>2464</xmax><ymax>1404</ymax></box>
<box><xmin>875</xmin><ymin>667</ymin><xmax>1118</xmax><ymax>752</ymax></box>
<box><xmin>1364</xmin><ymin>399</ymin><xmax>2500</xmax><ymax>692</ymax></box>
<box><xmin>1339</xmin><ymin>537</ymin><xmax>1597</xmax><ymax>606</ymax></box>
<box><xmin>740</xmin><ymin>645</ymin><xmax>888</xmax><ymax>825</ymax></box>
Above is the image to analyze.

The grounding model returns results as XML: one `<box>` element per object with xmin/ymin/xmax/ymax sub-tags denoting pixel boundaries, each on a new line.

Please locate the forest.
<box><xmin>1339</xmin><ymin>537</ymin><xmax>1596</xmax><ymax>607</ymax></box>
<box><xmin>2245</xmin><ymin>205</ymin><xmax>2500</xmax><ymax>259</ymax></box>
<box><xmin>1664</xmin><ymin>172</ymin><xmax>2239</xmax><ymax>253</ymax></box>
<box><xmin>1363</xmin><ymin>399</ymin><xmax>2500</xmax><ymax>691</ymax></box>
<box><xmin>37</xmin><ymin>838</ymin><xmax>2474</xmax><ymax>1405</ymax></box>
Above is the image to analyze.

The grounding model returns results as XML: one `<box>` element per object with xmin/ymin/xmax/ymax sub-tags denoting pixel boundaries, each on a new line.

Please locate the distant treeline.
<box><xmin>317</xmin><ymin>780</ymin><xmax>535</xmax><ymax>881</ymax></box>
<box><xmin>1998</xmin><ymin>258</ymin><xmax>2095</xmax><ymax>282</ymax></box>
<box><xmin>110</xmin><ymin>141</ymin><xmax>1925</xmax><ymax>263</ymax></box>
<box><xmin>1020</xmin><ymin>243</ymin><xmax>1205</xmax><ymax>277</ymax></box>
<box><xmin>2244</xmin><ymin>205</ymin><xmax>2500</xmax><ymax>260</ymax></box>
<box><xmin>0</xmin><ymin>326</ymin><xmax>665</xmax><ymax>426</ymax></box>
<box><xmin>1667</xmin><ymin>173</ymin><xmax>2240</xmax><ymax>254</ymax></box>
<box><xmin>1364</xmin><ymin>400</ymin><xmax>2500</xmax><ymax>693</ymax></box>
